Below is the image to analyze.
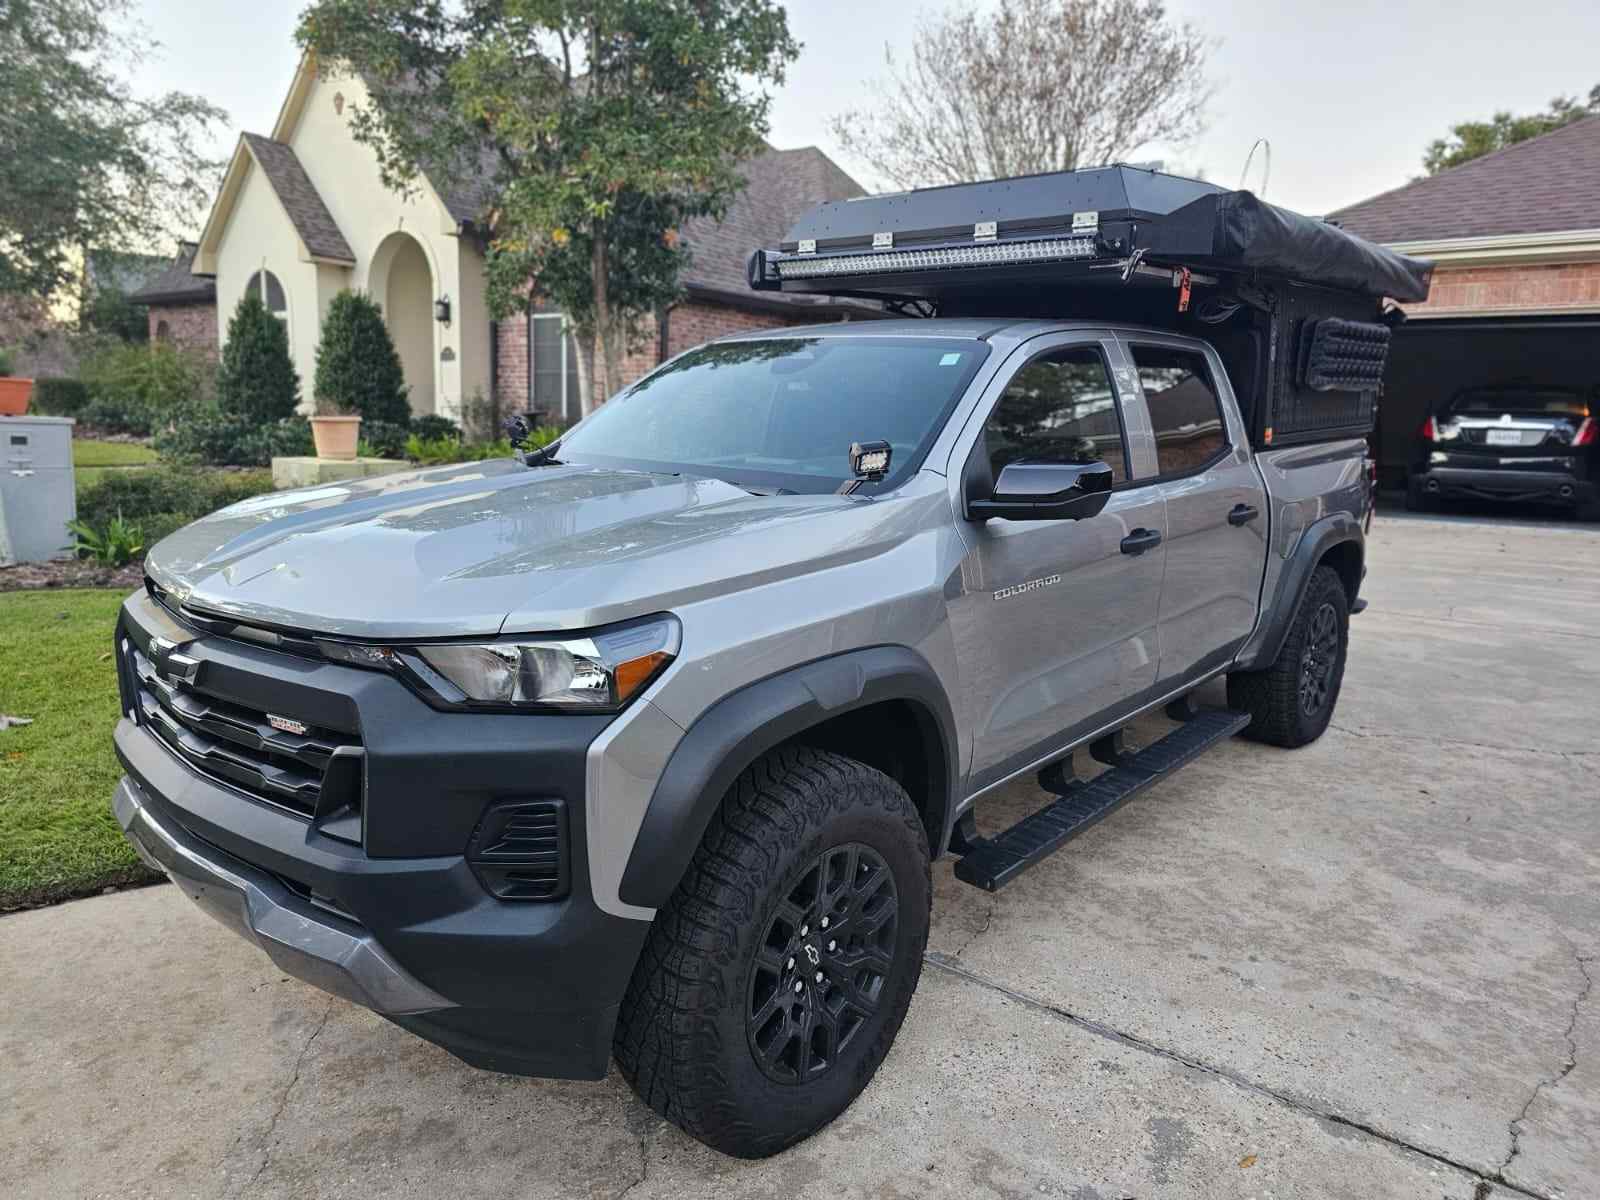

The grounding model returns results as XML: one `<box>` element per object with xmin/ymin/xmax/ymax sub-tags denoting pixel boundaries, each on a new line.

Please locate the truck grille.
<box><xmin>127</xmin><ymin>641</ymin><xmax>360</xmax><ymax>819</ymax></box>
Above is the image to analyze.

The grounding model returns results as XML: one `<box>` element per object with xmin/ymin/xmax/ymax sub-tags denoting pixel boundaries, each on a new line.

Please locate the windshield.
<box><xmin>557</xmin><ymin>337</ymin><xmax>990</xmax><ymax>494</ymax></box>
<box><xmin>1448</xmin><ymin>388</ymin><xmax>1588</xmax><ymax>418</ymax></box>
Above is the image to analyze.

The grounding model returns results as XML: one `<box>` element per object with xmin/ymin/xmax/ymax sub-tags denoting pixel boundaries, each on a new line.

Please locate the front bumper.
<box><xmin>112</xmin><ymin>590</ymin><xmax>652</xmax><ymax>1079</ymax></box>
<box><xmin>115</xmin><ymin>774</ymin><xmax>452</xmax><ymax>1016</ymax></box>
<box><xmin>1411</xmin><ymin>464</ymin><xmax>1592</xmax><ymax>505</ymax></box>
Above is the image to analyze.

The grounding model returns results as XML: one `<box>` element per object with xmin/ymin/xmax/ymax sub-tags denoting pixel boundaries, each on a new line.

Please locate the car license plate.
<box><xmin>1486</xmin><ymin>429</ymin><xmax>1522</xmax><ymax>446</ymax></box>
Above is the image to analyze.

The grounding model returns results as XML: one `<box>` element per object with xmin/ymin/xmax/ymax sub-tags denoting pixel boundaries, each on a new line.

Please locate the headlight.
<box><xmin>320</xmin><ymin>615</ymin><xmax>679</xmax><ymax>712</ymax></box>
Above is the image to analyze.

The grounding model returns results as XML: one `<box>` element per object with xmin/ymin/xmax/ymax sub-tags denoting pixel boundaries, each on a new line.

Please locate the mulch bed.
<box><xmin>0</xmin><ymin>559</ymin><xmax>143</xmax><ymax>593</ymax></box>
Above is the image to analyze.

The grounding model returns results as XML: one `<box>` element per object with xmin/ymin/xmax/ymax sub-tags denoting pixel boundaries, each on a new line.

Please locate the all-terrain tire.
<box><xmin>1227</xmin><ymin>564</ymin><xmax>1350</xmax><ymax>748</ymax></box>
<box><xmin>613</xmin><ymin>745</ymin><xmax>931</xmax><ymax>1159</ymax></box>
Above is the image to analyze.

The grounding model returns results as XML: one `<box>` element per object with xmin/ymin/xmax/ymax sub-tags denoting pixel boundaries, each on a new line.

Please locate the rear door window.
<box><xmin>1131</xmin><ymin>345</ymin><xmax>1229</xmax><ymax>478</ymax></box>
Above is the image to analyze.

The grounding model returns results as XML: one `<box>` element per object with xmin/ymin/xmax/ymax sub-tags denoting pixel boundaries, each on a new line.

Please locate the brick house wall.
<box><xmin>1404</xmin><ymin>261</ymin><xmax>1600</xmax><ymax>317</ymax></box>
<box><xmin>494</xmin><ymin>315</ymin><xmax>529</xmax><ymax>414</ymax></box>
<box><xmin>148</xmin><ymin>303</ymin><xmax>218</xmax><ymax>355</ymax></box>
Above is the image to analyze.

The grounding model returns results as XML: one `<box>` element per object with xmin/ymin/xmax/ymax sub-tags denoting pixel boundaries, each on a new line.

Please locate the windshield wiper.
<box><xmin>519</xmin><ymin>440</ymin><xmax>562</xmax><ymax>467</ymax></box>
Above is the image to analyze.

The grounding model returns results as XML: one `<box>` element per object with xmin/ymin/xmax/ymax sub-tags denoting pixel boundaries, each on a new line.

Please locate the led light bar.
<box><xmin>774</xmin><ymin>236</ymin><xmax>1099</xmax><ymax>281</ymax></box>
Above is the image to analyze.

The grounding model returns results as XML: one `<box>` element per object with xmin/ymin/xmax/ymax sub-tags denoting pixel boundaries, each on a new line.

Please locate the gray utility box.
<box><xmin>0</xmin><ymin>416</ymin><xmax>77</xmax><ymax>565</ymax></box>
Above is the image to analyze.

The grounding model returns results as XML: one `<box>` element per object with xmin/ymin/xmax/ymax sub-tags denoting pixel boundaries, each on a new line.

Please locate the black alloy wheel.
<box><xmin>746</xmin><ymin>843</ymin><xmax>899</xmax><ymax>1084</ymax></box>
<box><xmin>1298</xmin><ymin>601</ymin><xmax>1340</xmax><ymax>717</ymax></box>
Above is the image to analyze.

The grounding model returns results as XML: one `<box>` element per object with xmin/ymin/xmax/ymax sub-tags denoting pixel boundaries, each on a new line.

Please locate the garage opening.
<box><xmin>1377</xmin><ymin>315</ymin><xmax>1600</xmax><ymax>489</ymax></box>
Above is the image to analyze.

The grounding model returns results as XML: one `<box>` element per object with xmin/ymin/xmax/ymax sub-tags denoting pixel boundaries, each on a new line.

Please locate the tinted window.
<box><xmin>1133</xmin><ymin>346</ymin><xmax>1227</xmax><ymax>476</ymax></box>
<box><xmin>559</xmin><ymin>337</ymin><xmax>990</xmax><ymax>494</ymax></box>
<box><xmin>985</xmin><ymin>348</ymin><xmax>1127</xmax><ymax>483</ymax></box>
<box><xmin>1449</xmin><ymin>389</ymin><xmax>1587</xmax><ymax>417</ymax></box>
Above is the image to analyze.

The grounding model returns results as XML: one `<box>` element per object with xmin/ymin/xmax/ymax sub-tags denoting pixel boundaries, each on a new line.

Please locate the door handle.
<box><xmin>1228</xmin><ymin>503</ymin><xmax>1260</xmax><ymax>526</ymax></box>
<box><xmin>1120</xmin><ymin>528</ymin><xmax>1163</xmax><ymax>555</ymax></box>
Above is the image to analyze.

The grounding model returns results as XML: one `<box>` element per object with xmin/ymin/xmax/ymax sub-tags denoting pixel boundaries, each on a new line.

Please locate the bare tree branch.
<box><xmin>831</xmin><ymin>0</ymin><xmax>1213</xmax><ymax>189</ymax></box>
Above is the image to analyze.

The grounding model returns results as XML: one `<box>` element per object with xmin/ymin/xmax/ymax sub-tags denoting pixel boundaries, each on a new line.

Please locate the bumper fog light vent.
<box><xmin>467</xmin><ymin>800</ymin><xmax>569</xmax><ymax>901</ymax></box>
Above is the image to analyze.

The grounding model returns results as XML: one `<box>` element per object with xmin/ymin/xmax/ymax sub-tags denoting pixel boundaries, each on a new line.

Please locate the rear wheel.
<box><xmin>614</xmin><ymin>746</ymin><xmax>931</xmax><ymax>1158</ymax></box>
<box><xmin>1228</xmin><ymin>565</ymin><xmax>1350</xmax><ymax>748</ymax></box>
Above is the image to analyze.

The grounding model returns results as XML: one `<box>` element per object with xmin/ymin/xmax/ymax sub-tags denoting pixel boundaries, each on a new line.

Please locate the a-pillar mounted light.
<box><xmin>434</xmin><ymin>294</ymin><xmax>452</xmax><ymax>325</ymax></box>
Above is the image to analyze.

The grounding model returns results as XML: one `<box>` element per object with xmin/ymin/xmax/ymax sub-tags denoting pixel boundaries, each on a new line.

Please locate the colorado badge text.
<box><xmin>993</xmin><ymin>574</ymin><xmax>1061</xmax><ymax>601</ymax></box>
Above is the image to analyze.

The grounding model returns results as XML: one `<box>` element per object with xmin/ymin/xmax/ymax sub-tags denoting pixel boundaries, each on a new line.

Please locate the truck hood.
<box><xmin>145</xmin><ymin>460</ymin><xmax>916</xmax><ymax>638</ymax></box>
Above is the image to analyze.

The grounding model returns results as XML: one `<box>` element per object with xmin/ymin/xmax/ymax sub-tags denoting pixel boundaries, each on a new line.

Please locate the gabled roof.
<box><xmin>239</xmin><ymin>133</ymin><xmax>355</xmax><ymax>262</ymax></box>
<box><xmin>1329</xmin><ymin>115</ymin><xmax>1600</xmax><ymax>245</ymax></box>
<box><xmin>678</xmin><ymin>146</ymin><xmax>870</xmax><ymax>309</ymax></box>
<box><xmin>193</xmin><ymin>133</ymin><xmax>357</xmax><ymax>276</ymax></box>
<box><xmin>128</xmin><ymin>242</ymin><xmax>216</xmax><ymax>306</ymax></box>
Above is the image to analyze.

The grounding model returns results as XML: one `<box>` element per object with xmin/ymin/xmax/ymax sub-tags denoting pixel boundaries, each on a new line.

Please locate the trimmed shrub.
<box><xmin>218</xmin><ymin>293</ymin><xmax>299</xmax><ymax>423</ymax></box>
<box><xmin>78</xmin><ymin>342</ymin><xmax>210</xmax><ymax>435</ymax></box>
<box><xmin>31</xmin><ymin>377</ymin><xmax>90</xmax><ymax>417</ymax></box>
<box><xmin>76</xmin><ymin>466</ymin><xmax>276</xmax><ymax>532</ymax></box>
<box><xmin>409</xmin><ymin>413</ymin><xmax>461</xmax><ymax>443</ymax></box>
<box><xmin>314</xmin><ymin>290</ymin><xmax>409</xmax><ymax>424</ymax></box>
<box><xmin>155</xmin><ymin>408</ymin><xmax>313</xmax><ymax>467</ymax></box>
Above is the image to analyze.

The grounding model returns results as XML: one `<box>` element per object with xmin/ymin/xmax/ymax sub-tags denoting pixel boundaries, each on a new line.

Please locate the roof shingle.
<box><xmin>677</xmin><ymin>146</ymin><xmax>868</xmax><ymax>308</ymax></box>
<box><xmin>128</xmin><ymin>242</ymin><xmax>216</xmax><ymax>306</ymax></box>
<box><xmin>241</xmin><ymin>133</ymin><xmax>355</xmax><ymax>263</ymax></box>
<box><xmin>1329</xmin><ymin>115</ymin><xmax>1600</xmax><ymax>244</ymax></box>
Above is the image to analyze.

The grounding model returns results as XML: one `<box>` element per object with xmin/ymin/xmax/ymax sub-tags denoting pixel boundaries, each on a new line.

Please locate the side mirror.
<box><xmin>967</xmin><ymin>460</ymin><xmax>1114</xmax><ymax>522</ymax></box>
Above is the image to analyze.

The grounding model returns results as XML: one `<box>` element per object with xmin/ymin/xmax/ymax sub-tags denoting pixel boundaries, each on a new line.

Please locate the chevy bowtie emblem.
<box><xmin>267</xmin><ymin>714</ymin><xmax>309</xmax><ymax>736</ymax></box>
<box><xmin>804</xmin><ymin>944</ymin><xmax>821</xmax><ymax>967</ymax></box>
<box><xmin>149</xmin><ymin>636</ymin><xmax>202</xmax><ymax>683</ymax></box>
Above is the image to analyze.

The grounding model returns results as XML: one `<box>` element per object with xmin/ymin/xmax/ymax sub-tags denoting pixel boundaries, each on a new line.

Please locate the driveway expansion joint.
<box><xmin>1495</xmin><ymin>950</ymin><xmax>1594</xmax><ymax>1189</ymax></box>
<box><xmin>923</xmin><ymin>952</ymin><xmax>1558</xmax><ymax>1200</ymax></box>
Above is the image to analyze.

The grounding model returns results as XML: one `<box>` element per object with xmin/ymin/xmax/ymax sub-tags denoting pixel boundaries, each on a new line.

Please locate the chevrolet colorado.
<box><xmin>111</xmin><ymin>166</ymin><xmax>1429</xmax><ymax>1158</ymax></box>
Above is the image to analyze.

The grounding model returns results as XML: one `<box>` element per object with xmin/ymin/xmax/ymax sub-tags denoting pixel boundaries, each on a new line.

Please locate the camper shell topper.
<box><xmin>748</xmin><ymin>165</ymin><xmax>1433</xmax><ymax>447</ymax></box>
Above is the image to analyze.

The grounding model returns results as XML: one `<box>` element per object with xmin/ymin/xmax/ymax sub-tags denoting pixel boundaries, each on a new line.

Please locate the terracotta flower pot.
<box><xmin>310</xmin><ymin>414</ymin><xmax>362</xmax><ymax>461</ymax></box>
<box><xmin>0</xmin><ymin>378</ymin><xmax>33</xmax><ymax>416</ymax></box>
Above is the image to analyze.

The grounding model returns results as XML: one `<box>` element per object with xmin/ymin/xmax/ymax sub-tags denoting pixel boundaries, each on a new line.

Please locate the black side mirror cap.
<box><xmin>967</xmin><ymin>460</ymin><xmax>1114</xmax><ymax>522</ymax></box>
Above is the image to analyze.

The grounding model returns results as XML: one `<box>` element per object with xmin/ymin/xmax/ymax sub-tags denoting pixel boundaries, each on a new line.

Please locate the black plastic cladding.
<box><xmin>617</xmin><ymin>646</ymin><xmax>958</xmax><ymax>909</ymax></box>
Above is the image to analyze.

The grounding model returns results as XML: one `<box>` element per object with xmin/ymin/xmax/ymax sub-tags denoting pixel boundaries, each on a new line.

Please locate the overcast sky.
<box><xmin>129</xmin><ymin>0</ymin><xmax>1600</xmax><ymax>224</ymax></box>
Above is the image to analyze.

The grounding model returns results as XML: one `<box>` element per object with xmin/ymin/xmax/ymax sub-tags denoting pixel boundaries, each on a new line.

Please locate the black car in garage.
<box><xmin>1408</xmin><ymin>384</ymin><xmax>1597</xmax><ymax>518</ymax></box>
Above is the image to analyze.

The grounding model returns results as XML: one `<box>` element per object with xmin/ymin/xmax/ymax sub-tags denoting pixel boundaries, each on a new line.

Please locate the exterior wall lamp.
<box><xmin>434</xmin><ymin>295</ymin><xmax>452</xmax><ymax>325</ymax></box>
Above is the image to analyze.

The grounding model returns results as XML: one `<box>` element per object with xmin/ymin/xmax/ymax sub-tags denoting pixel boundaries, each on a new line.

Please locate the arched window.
<box><xmin>155</xmin><ymin>320</ymin><xmax>172</xmax><ymax>343</ymax></box>
<box><xmin>244</xmin><ymin>269</ymin><xmax>288</xmax><ymax>320</ymax></box>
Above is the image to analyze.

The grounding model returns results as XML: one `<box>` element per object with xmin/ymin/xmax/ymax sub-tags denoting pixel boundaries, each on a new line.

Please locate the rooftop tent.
<box><xmin>746</xmin><ymin>165</ymin><xmax>1433</xmax><ymax>306</ymax></box>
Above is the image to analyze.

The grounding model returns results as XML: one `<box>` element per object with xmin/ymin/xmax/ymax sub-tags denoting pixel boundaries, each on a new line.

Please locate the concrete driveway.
<box><xmin>3</xmin><ymin>514</ymin><xmax>1596</xmax><ymax>1199</ymax></box>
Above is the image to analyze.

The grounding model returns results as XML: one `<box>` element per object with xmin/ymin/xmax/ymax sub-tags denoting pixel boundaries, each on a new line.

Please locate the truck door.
<box><xmin>1119</xmin><ymin>336</ymin><xmax>1268</xmax><ymax>684</ymax></box>
<box><xmin>949</xmin><ymin>334</ymin><xmax>1168</xmax><ymax>794</ymax></box>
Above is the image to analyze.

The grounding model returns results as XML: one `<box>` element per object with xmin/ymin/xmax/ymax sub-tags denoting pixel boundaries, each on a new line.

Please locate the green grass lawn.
<box><xmin>74</xmin><ymin>439</ymin><xmax>161</xmax><ymax>488</ymax></box>
<box><xmin>73</xmin><ymin>439</ymin><xmax>159</xmax><ymax>468</ymax></box>
<box><xmin>0</xmin><ymin>589</ymin><xmax>156</xmax><ymax>909</ymax></box>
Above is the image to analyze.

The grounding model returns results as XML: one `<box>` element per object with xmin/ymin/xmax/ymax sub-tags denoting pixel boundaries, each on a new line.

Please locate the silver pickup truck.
<box><xmin>110</xmin><ymin>167</ymin><xmax>1428</xmax><ymax>1159</ymax></box>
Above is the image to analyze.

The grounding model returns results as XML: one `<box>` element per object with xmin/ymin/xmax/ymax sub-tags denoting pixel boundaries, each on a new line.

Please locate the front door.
<box><xmin>1120</xmin><ymin>337</ymin><xmax>1268</xmax><ymax>683</ymax></box>
<box><xmin>949</xmin><ymin>335</ymin><xmax>1168</xmax><ymax>793</ymax></box>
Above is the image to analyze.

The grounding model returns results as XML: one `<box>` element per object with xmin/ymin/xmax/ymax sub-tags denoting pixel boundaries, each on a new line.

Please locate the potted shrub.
<box><xmin>313</xmin><ymin>289</ymin><xmax>406</xmax><ymax>460</ymax></box>
<box><xmin>309</xmin><ymin>396</ymin><xmax>361</xmax><ymax>460</ymax></box>
<box><xmin>0</xmin><ymin>348</ymin><xmax>33</xmax><ymax>416</ymax></box>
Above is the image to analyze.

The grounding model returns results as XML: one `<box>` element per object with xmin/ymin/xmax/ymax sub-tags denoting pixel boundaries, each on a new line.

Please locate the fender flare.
<box><xmin>1234</xmin><ymin>512</ymin><xmax>1364</xmax><ymax>672</ymax></box>
<box><xmin>617</xmin><ymin>646</ymin><xmax>959</xmax><ymax>910</ymax></box>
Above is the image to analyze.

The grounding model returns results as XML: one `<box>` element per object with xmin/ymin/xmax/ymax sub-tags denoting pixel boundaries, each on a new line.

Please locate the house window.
<box><xmin>155</xmin><ymin>320</ymin><xmax>172</xmax><ymax>343</ymax></box>
<box><xmin>531</xmin><ymin>310</ymin><xmax>582</xmax><ymax>421</ymax></box>
<box><xmin>245</xmin><ymin>269</ymin><xmax>288</xmax><ymax>320</ymax></box>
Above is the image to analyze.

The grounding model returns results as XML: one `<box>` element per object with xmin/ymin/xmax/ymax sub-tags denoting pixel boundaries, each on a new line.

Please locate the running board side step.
<box><xmin>953</xmin><ymin>708</ymin><xmax>1252</xmax><ymax>892</ymax></box>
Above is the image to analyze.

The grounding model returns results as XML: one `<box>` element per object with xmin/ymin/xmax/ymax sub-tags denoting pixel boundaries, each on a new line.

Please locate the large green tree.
<box><xmin>296</xmin><ymin>0</ymin><xmax>799</xmax><ymax>410</ymax></box>
<box><xmin>0</xmin><ymin>0</ymin><xmax>227</xmax><ymax>302</ymax></box>
<box><xmin>1423</xmin><ymin>85</ymin><xmax>1599</xmax><ymax>175</ymax></box>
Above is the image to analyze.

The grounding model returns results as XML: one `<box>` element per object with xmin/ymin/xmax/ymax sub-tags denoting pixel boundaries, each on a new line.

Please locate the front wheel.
<box><xmin>614</xmin><ymin>746</ymin><xmax>931</xmax><ymax>1158</ymax></box>
<box><xmin>1228</xmin><ymin>564</ymin><xmax>1350</xmax><ymax>747</ymax></box>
